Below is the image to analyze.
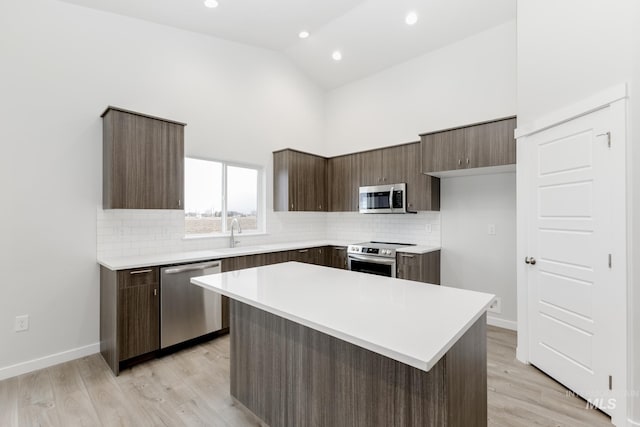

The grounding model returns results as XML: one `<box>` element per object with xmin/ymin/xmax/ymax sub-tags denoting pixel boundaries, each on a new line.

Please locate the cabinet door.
<box><xmin>328</xmin><ymin>155</ymin><xmax>359</xmax><ymax>211</ymax></box>
<box><xmin>421</xmin><ymin>128</ymin><xmax>466</xmax><ymax>173</ymax></box>
<box><xmin>291</xmin><ymin>248</ymin><xmax>313</xmax><ymax>264</ymax></box>
<box><xmin>328</xmin><ymin>246</ymin><xmax>348</xmax><ymax>269</ymax></box>
<box><xmin>312</xmin><ymin>155</ymin><xmax>328</xmax><ymax>211</ymax></box>
<box><xmin>358</xmin><ymin>150</ymin><xmax>384</xmax><ymax>186</ymax></box>
<box><xmin>396</xmin><ymin>254</ymin><xmax>423</xmax><ymax>282</ymax></box>
<box><xmin>380</xmin><ymin>145</ymin><xmax>405</xmax><ymax>184</ymax></box>
<box><xmin>465</xmin><ymin>118</ymin><xmax>516</xmax><ymax>168</ymax></box>
<box><xmin>117</xmin><ymin>268</ymin><xmax>160</xmax><ymax>361</ymax></box>
<box><xmin>288</xmin><ymin>151</ymin><xmax>309</xmax><ymax>211</ymax></box>
<box><xmin>155</xmin><ymin>122</ymin><xmax>184</xmax><ymax>209</ymax></box>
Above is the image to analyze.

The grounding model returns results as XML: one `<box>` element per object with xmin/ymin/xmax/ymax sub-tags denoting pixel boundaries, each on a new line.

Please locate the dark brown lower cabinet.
<box><xmin>100</xmin><ymin>266</ymin><xmax>160</xmax><ymax>375</ymax></box>
<box><xmin>328</xmin><ymin>246</ymin><xmax>348</xmax><ymax>269</ymax></box>
<box><xmin>396</xmin><ymin>250</ymin><xmax>441</xmax><ymax>284</ymax></box>
<box><xmin>290</xmin><ymin>247</ymin><xmax>326</xmax><ymax>265</ymax></box>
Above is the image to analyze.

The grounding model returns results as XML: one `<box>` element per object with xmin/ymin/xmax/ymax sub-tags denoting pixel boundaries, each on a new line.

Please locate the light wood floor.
<box><xmin>0</xmin><ymin>326</ymin><xmax>612</xmax><ymax>426</ymax></box>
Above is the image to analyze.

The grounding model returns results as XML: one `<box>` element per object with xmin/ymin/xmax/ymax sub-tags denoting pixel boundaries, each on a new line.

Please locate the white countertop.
<box><xmin>191</xmin><ymin>262</ymin><xmax>492</xmax><ymax>372</ymax></box>
<box><xmin>97</xmin><ymin>240</ymin><xmax>440</xmax><ymax>270</ymax></box>
<box><xmin>396</xmin><ymin>245</ymin><xmax>440</xmax><ymax>255</ymax></box>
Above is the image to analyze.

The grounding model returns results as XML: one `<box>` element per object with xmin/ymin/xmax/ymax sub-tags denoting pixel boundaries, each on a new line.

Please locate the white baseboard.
<box><xmin>487</xmin><ymin>315</ymin><xmax>517</xmax><ymax>331</ymax></box>
<box><xmin>0</xmin><ymin>342</ymin><xmax>100</xmax><ymax>381</ymax></box>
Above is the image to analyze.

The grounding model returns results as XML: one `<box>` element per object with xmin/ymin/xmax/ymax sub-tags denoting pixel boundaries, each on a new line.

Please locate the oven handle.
<box><xmin>348</xmin><ymin>254</ymin><xmax>396</xmax><ymax>265</ymax></box>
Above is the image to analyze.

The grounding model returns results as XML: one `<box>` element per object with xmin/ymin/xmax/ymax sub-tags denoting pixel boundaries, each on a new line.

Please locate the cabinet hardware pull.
<box><xmin>400</xmin><ymin>254</ymin><xmax>415</xmax><ymax>258</ymax></box>
<box><xmin>178</xmin><ymin>199</ymin><xmax>181</xmax><ymax>208</ymax></box>
<box><xmin>163</xmin><ymin>263</ymin><xmax>220</xmax><ymax>274</ymax></box>
<box><xmin>524</xmin><ymin>257</ymin><xmax>537</xmax><ymax>265</ymax></box>
<box><xmin>458</xmin><ymin>159</ymin><xmax>462</xmax><ymax>166</ymax></box>
<box><xmin>466</xmin><ymin>158</ymin><xmax>470</xmax><ymax>165</ymax></box>
<box><xmin>153</xmin><ymin>288</ymin><xmax>157</xmax><ymax>296</ymax></box>
<box><xmin>298</xmin><ymin>249</ymin><xmax>309</xmax><ymax>253</ymax></box>
<box><xmin>130</xmin><ymin>269</ymin><xmax>152</xmax><ymax>275</ymax></box>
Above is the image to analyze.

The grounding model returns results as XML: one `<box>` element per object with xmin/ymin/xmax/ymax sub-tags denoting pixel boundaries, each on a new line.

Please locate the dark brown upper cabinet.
<box><xmin>102</xmin><ymin>107</ymin><xmax>185</xmax><ymax>209</ymax></box>
<box><xmin>358</xmin><ymin>143</ymin><xmax>440</xmax><ymax>211</ymax></box>
<box><xmin>421</xmin><ymin>117</ymin><xmax>516</xmax><ymax>175</ymax></box>
<box><xmin>276</xmin><ymin>142</ymin><xmax>440</xmax><ymax>212</ymax></box>
<box><xmin>273</xmin><ymin>149</ymin><xmax>327</xmax><ymax>212</ymax></box>
<box><xmin>328</xmin><ymin>153</ymin><xmax>360</xmax><ymax>212</ymax></box>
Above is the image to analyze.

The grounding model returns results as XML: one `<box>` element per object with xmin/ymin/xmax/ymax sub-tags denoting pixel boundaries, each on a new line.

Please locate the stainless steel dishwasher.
<box><xmin>160</xmin><ymin>260</ymin><xmax>222</xmax><ymax>349</ymax></box>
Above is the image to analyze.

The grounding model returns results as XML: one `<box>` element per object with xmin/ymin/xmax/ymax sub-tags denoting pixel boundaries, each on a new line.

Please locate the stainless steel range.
<box><xmin>347</xmin><ymin>241</ymin><xmax>415</xmax><ymax>278</ymax></box>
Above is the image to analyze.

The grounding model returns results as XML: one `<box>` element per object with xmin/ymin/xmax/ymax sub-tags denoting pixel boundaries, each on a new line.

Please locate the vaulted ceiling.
<box><xmin>60</xmin><ymin>0</ymin><xmax>516</xmax><ymax>89</ymax></box>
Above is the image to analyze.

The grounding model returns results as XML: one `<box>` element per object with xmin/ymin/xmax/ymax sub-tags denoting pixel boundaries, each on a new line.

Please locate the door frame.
<box><xmin>515</xmin><ymin>84</ymin><xmax>628</xmax><ymax>424</ymax></box>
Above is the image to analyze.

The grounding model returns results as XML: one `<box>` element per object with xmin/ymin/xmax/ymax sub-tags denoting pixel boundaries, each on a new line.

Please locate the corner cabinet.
<box><xmin>273</xmin><ymin>149</ymin><xmax>327</xmax><ymax>212</ymax></box>
<box><xmin>102</xmin><ymin>106</ymin><xmax>185</xmax><ymax>209</ymax></box>
<box><xmin>100</xmin><ymin>266</ymin><xmax>160</xmax><ymax>375</ymax></box>
<box><xmin>396</xmin><ymin>250</ymin><xmax>441</xmax><ymax>284</ymax></box>
<box><xmin>421</xmin><ymin>117</ymin><xmax>516</xmax><ymax>175</ymax></box>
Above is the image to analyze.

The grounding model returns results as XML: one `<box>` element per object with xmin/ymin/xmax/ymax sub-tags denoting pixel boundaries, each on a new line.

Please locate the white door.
<box><xmin>526</xmin><ymin>107</ymin><xmax>615</xmax><ymax>413</ymax></box>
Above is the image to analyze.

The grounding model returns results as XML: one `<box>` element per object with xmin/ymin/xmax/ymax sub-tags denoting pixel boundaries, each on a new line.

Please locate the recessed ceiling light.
<box><xmin>298</xmin><ymin>31</ymin><xmax>310</xmax><ymax>39</ymax></box>
<box><xmin>332</xmin><ymin>51</ymin><xmax>342</xmax><ymax>61</ymax></box>
<box><xmin>204</xmin><ymin>0</ymin><xmax>218</xmax><ymax>8</ymax></box>
<box><xmin>405</xmin><ymin>11</ymin><xmax>418</xmax><ymax>26</ymax></box>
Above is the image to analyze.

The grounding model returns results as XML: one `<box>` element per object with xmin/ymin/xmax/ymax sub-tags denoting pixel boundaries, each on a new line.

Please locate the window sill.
<box><xmin>183</xmin><ymin>231</ymin><xmax>269</xmax><ymax>241</ymax></box>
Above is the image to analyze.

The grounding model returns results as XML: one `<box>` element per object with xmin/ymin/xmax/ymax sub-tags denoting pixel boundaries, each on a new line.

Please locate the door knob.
<box><xmin>525</xmin><ymin>257</ymin><xmax>537</xmax><ymax>265</ymax></box>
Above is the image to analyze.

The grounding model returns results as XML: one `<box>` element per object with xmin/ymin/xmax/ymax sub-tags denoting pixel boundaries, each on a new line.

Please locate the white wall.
<box><xmin>440</xmin><ymin>174</ymin><xmax>516</xmax><ymax>325</ymax></box>
<box><xmin>631</xmin><ymin>1</ymin><xmax>640</xmax><ymax>422</ymax></box>
<box><xmin>324</xmin><ymin>20</ymin><xmax>517</xmax><ymax>156</ymax></box>
<box><xmin>0</xmin><ymin>0</ymin><xmax>326</xmax><ymax>375</ymax></box>
<box><xmin>517</xmin><ymin>0</ymin><xmax>632</xmax><ymax>124</ymax></box>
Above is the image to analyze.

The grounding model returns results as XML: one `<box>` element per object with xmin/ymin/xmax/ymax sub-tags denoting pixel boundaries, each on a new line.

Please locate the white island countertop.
<box><xmin>192</xmin><ymin>262</ymin><xmax>493</xmax><ymax>372</ymax></box>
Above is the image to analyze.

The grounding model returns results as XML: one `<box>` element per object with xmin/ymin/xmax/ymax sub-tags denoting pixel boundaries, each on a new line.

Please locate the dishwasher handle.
<box><xmin>163</xmin><ymin>262</ymin><xmax>221</xmax><ymax>275</ymax></box>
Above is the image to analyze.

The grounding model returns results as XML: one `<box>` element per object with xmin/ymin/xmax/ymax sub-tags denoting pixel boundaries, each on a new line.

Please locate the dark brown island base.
<box><xmin>192</xmin><ymin>262</ymin><xmax>494</xmax><ymax>427</ymax></box>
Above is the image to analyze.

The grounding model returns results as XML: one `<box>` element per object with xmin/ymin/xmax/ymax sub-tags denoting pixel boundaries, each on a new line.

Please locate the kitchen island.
<box><xmin>192</xmin><ymin>262</ymin><xmax>494</xmax><ymax>427</ymax></box>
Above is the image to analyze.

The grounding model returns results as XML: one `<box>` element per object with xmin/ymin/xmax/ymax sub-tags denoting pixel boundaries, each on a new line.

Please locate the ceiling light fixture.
<box><xmin>204</xmin><ymin>0</ymin><xmax>218</xmax><ymax>8</ymax></box>
<box><xmin>332</xmin><ymin>51</ymin><xmax>342</xmax><ymax>61</ymax></box>
<box><xmin>405</xmin><ymin>11</ymin><xmax>418</xmax><ymax>26</ymax></box>
<box><xmin>298</xmin><ymin>31</ymin><xmax>310</xmax><ymax>39</ymax></box>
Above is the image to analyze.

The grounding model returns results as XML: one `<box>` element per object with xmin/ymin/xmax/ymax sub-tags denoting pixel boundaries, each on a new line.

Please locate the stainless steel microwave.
<box><xmin>359</xmin><ymin>183</ymin><xmax>408</xmax><ymax>213</ymax></box>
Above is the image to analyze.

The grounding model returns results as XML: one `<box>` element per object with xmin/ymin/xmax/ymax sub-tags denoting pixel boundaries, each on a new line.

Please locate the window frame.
<box><xmin>184</xmin><ymin>156</ymin><xmax>265</xmax><ymax>237</ymax></box>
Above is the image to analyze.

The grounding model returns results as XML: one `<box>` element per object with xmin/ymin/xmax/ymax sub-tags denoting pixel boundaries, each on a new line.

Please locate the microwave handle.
<box><xmin>389</xmin><ymin>186</ymin><xmax>394</xmax><ymax>212</ymax></box>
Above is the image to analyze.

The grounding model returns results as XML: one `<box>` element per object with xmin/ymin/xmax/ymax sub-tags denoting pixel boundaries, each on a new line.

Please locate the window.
<box><xmin>184</xmin><ymin>158</ymin><xmax>262</xmax><ymax>236</ymax></box>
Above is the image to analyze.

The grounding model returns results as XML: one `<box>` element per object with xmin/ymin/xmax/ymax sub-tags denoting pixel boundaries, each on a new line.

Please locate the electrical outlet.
<box><xmin>15</xmin><ymin>315</ymin><xmax>29</xmax><ymax>332</ymax></box>
<box><xmin>488</xmin><ymin>224</ymin><xmax>496</xmax><ymax>236</ymax></box>
<box><xmin>425</xmin><ymin>224</ymin><xmax>432</xmax><ymax>233</ymax></box>
<box><xmin>488</xmin><ymin>298</ymin><xmax>502</xmax><ymax>314</ymax></box>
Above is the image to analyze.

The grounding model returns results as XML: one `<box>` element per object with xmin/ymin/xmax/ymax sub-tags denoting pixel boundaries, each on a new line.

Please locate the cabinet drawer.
<box><xmin>118</xmin><ymin>267</ymin><xmax>159</xmax><ymax>289</ymax></box>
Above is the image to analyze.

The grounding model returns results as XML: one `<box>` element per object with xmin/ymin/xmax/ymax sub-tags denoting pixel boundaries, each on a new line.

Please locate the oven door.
<box><xmin>348</xmin><ymin>254</ymin><xmax>396</xmax><ymax>278</ymax></box>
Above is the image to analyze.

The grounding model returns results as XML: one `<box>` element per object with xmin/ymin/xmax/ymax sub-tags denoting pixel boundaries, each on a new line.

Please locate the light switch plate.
<box><xmin>488</xmin><ymin>224</ymin><xmax>496</xmax><ymax>236</ymax></box>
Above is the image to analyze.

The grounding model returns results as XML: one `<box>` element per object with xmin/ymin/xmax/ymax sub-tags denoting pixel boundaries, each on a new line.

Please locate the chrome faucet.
<box><xmin>229</xmin><ymin>218</ymin><xmax>242</xmax><ymax>248</ymax></box>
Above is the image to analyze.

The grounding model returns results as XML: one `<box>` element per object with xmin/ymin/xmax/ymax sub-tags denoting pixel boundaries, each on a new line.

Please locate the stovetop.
<box><xmin>347</xmin><ymin>241</ymin><xmax>415</xmax><ymax>258</ymax></box>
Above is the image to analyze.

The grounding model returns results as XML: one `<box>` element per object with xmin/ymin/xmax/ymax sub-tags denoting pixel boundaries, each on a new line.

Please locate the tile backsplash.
<box><xmin>97</xmin><ymin>209</ymin><xmax>441</xmax><ymax>259</ymax></box>
<box><xmin>325</xmin><ymin>212</ymin><xmax>440</xmax><ymax>246</ymax></box>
